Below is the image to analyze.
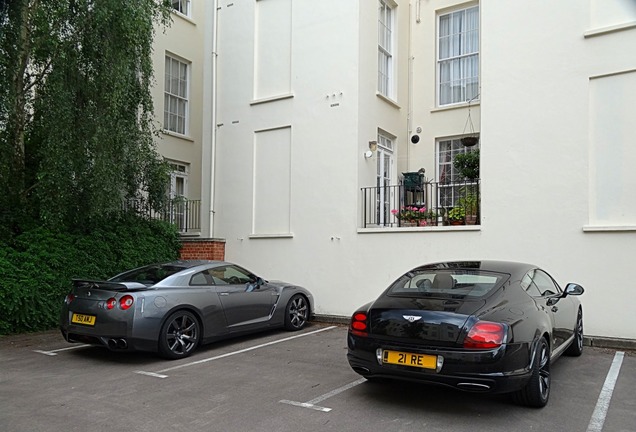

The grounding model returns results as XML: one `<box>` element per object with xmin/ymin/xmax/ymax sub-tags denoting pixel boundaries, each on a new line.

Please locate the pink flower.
<box><xmin>391</xmin><ymin>209</ymin><xmax>398</xmax><ymax>215</ymax></box>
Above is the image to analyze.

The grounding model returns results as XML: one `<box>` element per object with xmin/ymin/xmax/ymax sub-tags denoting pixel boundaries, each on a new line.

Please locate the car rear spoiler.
<box><xmin>72</xmin><ymin>279</ymin><xmax>149</xmax><ymax>291</ymax></box>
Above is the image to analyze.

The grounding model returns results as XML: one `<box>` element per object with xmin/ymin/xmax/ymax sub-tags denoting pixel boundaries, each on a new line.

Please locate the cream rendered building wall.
<box><xmin>209</xmin><ymin>0</ymin><xmax>636</xmax><ymax>340</ymax></box>
<box><xmin>151</xmin><ymin>4</ymin><xmax>211</xmax><ymax>211</ymax></box>
<box><xmin>479</xmin><ymin>0</ymin><xmax>636</xmax><ymax>339</ymax></box>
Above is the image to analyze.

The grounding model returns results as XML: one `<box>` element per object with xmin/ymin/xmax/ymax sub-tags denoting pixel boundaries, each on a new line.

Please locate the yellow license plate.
<box><xmin>383</xmin><ymin>350</ymin><xmax>437</xmax><ymax>369</ymax></box>
<box><xmin>71</xmin><ymin>313</ymin><xmax>96</xmax><ymax>326</ymax></box>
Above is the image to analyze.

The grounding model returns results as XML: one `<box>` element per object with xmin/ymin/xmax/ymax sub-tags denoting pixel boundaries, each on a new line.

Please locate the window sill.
<box><xmin>376</xmin><ymin>92</ymin><xmax>401</xmax><ymax>109</ymax></box>
<box><xmin>172</xmin><ymin>11</ymin><xmax>196</xmax><ymax>26</ymax></box>
<box><xmin>250</xmin><ymin>94</ymin><xmax>294</xmax><ymax>106</ymax></box>
<box><xmin>584</xmin><ymin>21</ymin><xmax>636</xmax><ymax>38</ymax></box>
<box><xmin>162</xmin><ymin>130</ymin><xmax>195</xmax><ymax>142</ymax></box>
<box><xmin>358</xmin><ymin>225</ymin><xmax>481</xmax><ymax>234</ymax></box>
<box><xmin>248</xmin><ymin>233</ymin><xmax>294</xmax><ymax>239</ymax></box>
<box><xmin>582</xmin><ymin>225</ymin><xmax>636</xmax><ymax>233</ymax></box>
<box><xmin>430</xmin><ymin>100</ymin><xmax>480</xmax><ymax>113</ymax></box>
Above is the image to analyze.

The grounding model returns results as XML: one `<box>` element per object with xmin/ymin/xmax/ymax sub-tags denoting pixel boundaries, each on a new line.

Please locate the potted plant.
<box><xmin>453</xmin><ymin>149</ymin><xmax>479</xmax><ymax>180</ymax></box>
<box><xmin>391</xmin><ymin>206</ymin><xmax>428</xmax><ymax>226</ymax></box>
<box><xmin>457</xmin><ymin>192</ymin><xmax>479</xmax><ymax>225</ymax></box>
<box><xmin>424</xmin><ymin>210</ymin><xmax>439</xmax><ymax>226</ymax></box>
<box><xmin>447</xmin><ymin>207</ymin><xmax>465</xmax><ymax>225</ymax></box>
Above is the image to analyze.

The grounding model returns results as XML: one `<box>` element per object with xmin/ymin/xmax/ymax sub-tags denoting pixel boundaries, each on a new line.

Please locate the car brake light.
<box><xmin>65</xmin><ymin>294</ymin><xmax>75</xmax><ymax>305</ymax></box>
<box><xmin>106</xmin><ymin>298</ymin><xmax>116</xmax><ymax>310</ymax></box>
<box><xmin>119</xmin><ymin>295</ymin><xmax>134</xmax><ymax>310</ymax></box>
<box><xmin>464</xmin><ymin>321</ymin><xmax>505</xmax><ymax>349</ymax></box>
<box><xmin>350</xmin><ymin>312</ymin><xmax>368</xmax><ymax>337</ymax></box>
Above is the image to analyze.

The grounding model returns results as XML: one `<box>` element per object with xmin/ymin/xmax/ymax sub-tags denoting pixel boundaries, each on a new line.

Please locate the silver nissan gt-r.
<box><xmin>60</xmin><ymin>260</ymin><xmax>314</xmax><ymax>359</ymax></box>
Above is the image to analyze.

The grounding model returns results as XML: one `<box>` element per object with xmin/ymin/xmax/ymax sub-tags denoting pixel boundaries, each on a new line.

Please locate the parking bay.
<box><xmin>0</xmin><ymin>323</ymin><xmax>634</xmax><ymax>432</ymax></box>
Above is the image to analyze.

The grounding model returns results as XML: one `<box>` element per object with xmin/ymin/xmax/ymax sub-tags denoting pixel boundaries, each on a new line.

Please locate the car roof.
<box><xmin>160</xmin><ymin>260</ymin><xmax>228</xmax><ymax>269</ymax></box>
<box><xmin>412</xmin><ymin>260</ymin><xmax>536</xmax><ymax>276</ymax></box>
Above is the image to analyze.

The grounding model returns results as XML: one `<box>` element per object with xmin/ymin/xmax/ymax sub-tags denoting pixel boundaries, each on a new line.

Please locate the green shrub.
<box><xmin>0</xmin><ymin>216</ymin><xmax>181</xmax><ymax>335</ymax></box>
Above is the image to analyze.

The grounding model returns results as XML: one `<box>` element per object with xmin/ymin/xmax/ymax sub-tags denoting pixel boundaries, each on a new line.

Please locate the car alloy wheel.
<box><xmin>160</xmin><ymin>310</ymin><xmax>200</xmax><ymax>359</ymax></box>
<box><xmin>513</xmin><ymin>337</ymin><xmax>550</xmax><ymax>407</ymax></box>
<box><xmin>284</xmin><ymin>294</ymin><xmax>308</xmax><ymax>331</ymax></box>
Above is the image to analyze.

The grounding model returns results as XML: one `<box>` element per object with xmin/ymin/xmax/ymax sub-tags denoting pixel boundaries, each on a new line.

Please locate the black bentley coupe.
<box><xmin>346</xmin><ymin>260</ymin><xmax>584</xmax><ymax>407</ymax></box>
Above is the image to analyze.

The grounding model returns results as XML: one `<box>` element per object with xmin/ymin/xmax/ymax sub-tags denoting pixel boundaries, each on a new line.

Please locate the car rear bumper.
<box><xmin>347</xmin><ymin>332</ymin><xmax>533</xmax><ymax>394</ymax></box>
<box><xmin>60</xmin><ymin>326</ymin><xmax>158</xmax><ymax>353</ymax></box>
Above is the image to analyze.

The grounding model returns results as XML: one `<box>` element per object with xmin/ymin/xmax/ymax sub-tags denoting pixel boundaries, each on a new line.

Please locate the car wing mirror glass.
<box><xmin>564</xmin><ymin>283</ymin><xmax>584</xmax><ymax>296</ymax></box>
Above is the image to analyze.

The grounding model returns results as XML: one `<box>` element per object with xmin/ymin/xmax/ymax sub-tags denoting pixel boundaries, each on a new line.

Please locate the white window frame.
<box><xmin>168</xmin><ymin>162</ymin><xmax>189</xmax><ymax>232</ymax></box>
<box><xmin>164</xmin><ymin>55</ymin><xmax>190</xmax><ymax>135</ymax></box>
<box><xmin>436</xmin><ymin>137</ymin><xmax>479</xmax><ymax>208</ymax></box>
<box><xmin>376</xmin><ymin>132</ymin><xmax>394</xmax><ymax>226</ymax></box>
<box><xmin>171</xmin><ymin>0</ymin><xmax>191</xmax><ymax>17</ymax></box>
<box><xmin>378</xmin><ymin>0</ymin><xmax>395</xmax><ymax>98</ymax></box>
<box><xmin>437</xmin><ymin>5</ymin><xmax>479</xmax><ymax>106</ymax></box>
<box><xmin>168</xmin><ymin>162</ymin><xmax>188</xmax><ymax>199</ymax></box>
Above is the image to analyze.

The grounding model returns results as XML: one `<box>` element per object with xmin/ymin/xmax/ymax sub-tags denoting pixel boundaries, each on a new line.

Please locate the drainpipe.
<box><xmin>208</xmin><ymin>0</ymin><xmax>219</xmax><ymax>237</ymax></box>
<box><xmin>406</xmin><ymin>2</ymin><xmax>414</xmax><ymax>173</ymax></box>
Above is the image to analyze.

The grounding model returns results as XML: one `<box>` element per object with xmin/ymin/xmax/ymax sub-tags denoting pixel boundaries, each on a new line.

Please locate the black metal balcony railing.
<box><xmin>124</xmin><ymin>199</ymin><xmax>201</xmax><ymax>233</ymax></box>
<box><xmin>361</xmin><ymin>179</ymin><xmax>480</xmax><ymax>228</ymax></box>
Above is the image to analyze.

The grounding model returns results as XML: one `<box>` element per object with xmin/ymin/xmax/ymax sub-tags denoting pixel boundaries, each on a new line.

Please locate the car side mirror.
<box><xmin>564</xmin><ymin>283</ymin><xmax>584</xmax><ymax>296</ymax></box>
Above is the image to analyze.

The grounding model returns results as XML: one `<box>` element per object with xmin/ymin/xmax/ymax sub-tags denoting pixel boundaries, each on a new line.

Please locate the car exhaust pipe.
<box><xmin>107</xmin><ymin>338</ymin><xmax>128</xmax><ymax>350</ymax></box>
<box><xmin>457</xmin><ymin>382</ymin><xmax>491</xmax><ymax>391</ymax></box>
<box><xmin>352</xmin><ymin>366</ymin><xmax>371</xmax><ymax>376</ymax></box>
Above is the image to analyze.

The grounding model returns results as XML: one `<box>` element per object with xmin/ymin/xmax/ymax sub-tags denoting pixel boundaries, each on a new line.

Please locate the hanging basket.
<box><xmin>461</xmin><ymin>96</ymin><xmax>480</xmax><ymax>147</ymax></box>
<box><xmin>461</xmin><ymin>136</ymin><xmax>479</xmax><ymax>147</ymax></box>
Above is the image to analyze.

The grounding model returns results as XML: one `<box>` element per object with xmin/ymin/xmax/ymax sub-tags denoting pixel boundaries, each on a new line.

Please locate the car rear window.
<box><xmin>387</xmin><ymin>270</ymin><xmax>508</xmax><ymax>298</ymax></box>
<box><xmin>110</xmin><ymin>265</ymin><xmax>185</xmax><ymax>285</ymax></box>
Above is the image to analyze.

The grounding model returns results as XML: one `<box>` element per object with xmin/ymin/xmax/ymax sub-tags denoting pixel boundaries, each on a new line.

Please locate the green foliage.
<box><xmin>0</xmin><ymin>217</ymin><xmax>181</xmax><ymax>335</ymax></box>
<box><xmin>0</xmin><ymin>0</ymin><xmax>173</xmax><ymax>234</ymax></box>
<box><xmin>457</xmin><ymin>188</ymin><xmax>479</xmax><ymax>216</ymax></box>
<box><xmin>447</xmin><ymin>207</ymin><xmax>466</xmax><ymax>222</ymax></box>
<box><xmin>453</xmin><ymin>149</ymin><xmax>480</xmax><ymax>180</ymax></box>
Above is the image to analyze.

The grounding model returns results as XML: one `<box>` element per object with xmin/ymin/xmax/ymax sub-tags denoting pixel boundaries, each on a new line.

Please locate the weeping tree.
<box><xmin>0</xmin><ymin>0</ymin><xmax>173</xmax><ymax>235</ymax></box>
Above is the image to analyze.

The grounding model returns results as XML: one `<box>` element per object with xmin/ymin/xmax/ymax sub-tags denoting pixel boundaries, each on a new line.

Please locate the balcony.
<box><xmin>124</xmin><ymin>198</ymin><xmax>201</xmax><ymax>234</ymax></box>
<box><xmin>361</xmin><ymin>178</ymin><xmax>480</xmax><ymax>228</ymax></box>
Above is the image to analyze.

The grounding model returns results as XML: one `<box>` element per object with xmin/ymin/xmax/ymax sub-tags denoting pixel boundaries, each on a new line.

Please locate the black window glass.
<box><xmin>110</xmin><ymin>265</ymin><xmax>184</xmax><ymax>285</ymax></box>
<box><xmin>387</xmin><ymin>269</ymin><xmax>506</xmax><ymax>298</ymax></box>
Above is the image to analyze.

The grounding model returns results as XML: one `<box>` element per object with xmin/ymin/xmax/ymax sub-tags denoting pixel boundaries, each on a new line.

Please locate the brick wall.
<box><xmin>179</xmin><ymin>239</ymin><xmax>226</xmax><ymax>261</ymax></box>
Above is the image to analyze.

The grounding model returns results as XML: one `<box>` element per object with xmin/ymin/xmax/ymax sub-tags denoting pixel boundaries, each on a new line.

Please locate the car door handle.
<box><xmin>220</xmin><ymin>292</ymin><xmax>229</xmax><ymax>296</ymax></box>
<box><xmin>551</xmin><ymin>306</ymin><xmax>558</xmax><ymax>313</ymax></box>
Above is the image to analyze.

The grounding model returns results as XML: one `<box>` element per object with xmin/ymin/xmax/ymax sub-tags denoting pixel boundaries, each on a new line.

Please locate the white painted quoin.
<box><xmin>154</xmin><ymin>0</ymin><xmax>636</xmax><ymax>341</ymax></box>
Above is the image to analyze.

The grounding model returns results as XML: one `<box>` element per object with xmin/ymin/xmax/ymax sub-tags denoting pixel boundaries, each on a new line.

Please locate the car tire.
<box><xmin>159</xmin><ymin>310</ymin><xmax>200</xmax><ymax>360</ymax></box>
<box><xmin>284</xmin><ymin>294</ymin><xmax>309</xmax><ymax>331</ymax></box>
<box><xmin>564</xmin><ymin>309</ymin><xmax>583</xmax><ymax>357</ymax></box>
<box><xmin>513</xmin><ymin>337</ymin><xmax>550</xmax><ymax>408</ymax></box>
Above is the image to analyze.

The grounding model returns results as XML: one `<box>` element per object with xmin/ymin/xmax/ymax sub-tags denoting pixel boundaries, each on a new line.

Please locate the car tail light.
<box><xmin>65</xmin><ymin>294</ymin><xmax>75</xmax><ymax>305</ymax></box>
<box><xmin>119</xmin><ymin>295</ymin><xmax>134</xmax><ymax>310</ymax></box>
<box><xmin>106</xmin><ymin>298</ymin><xmax>116</xmax><ymax>310</ymax></box>
<box><xmin>464</xmin><ymin>321</ymin><xmax>506</xmax><ymax>349</ymax></box>
<box><xmin>350</xmin><ymin>312</ymin><xmax>368</xmax><ymax>337</ymax></box>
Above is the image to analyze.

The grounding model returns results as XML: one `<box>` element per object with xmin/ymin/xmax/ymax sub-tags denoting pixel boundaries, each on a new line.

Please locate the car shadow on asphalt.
<box><xmin>62</xmin><ymin>323</ymin><xmax>324</xmax><ymax>366</ymax></box>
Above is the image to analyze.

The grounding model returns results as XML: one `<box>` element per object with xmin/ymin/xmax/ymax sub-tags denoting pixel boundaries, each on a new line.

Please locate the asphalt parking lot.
<box><xmin>1</xmin><ymin>323</ymin><xmax>634</xmax><ymax>432</ymax></box>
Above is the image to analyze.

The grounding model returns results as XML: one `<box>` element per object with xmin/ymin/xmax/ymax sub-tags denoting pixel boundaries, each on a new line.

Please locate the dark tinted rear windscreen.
<box><xmin>388</xmin><ymin>270</ymin><xmax>508</xmax><ymax>298</ymax></box>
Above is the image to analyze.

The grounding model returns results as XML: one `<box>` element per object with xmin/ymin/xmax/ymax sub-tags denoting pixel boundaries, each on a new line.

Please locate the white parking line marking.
<box><xmin>134</xmin><ymin>371</ymin><xmax>169</xmax><ymax>379</ymax></box>
<box><xmin>586</xmin><ymin>351</ymin><xmax>625</xmax><ymax>432</ymax></box>
<box><xmin>279</xmin><ymin>400</ymin><xmax>332</xmax><ymax>413</ymax></box>
<box><xmin>280</xmin><ymin>377</ymin><xmax>367</xmax><ymax>413</ymax></box>
<box><xmin>135</xmin><ymin>326</ymin><xmax>337</xmax><ymax>378</ymax></box>
<box><xmin>33</xmin><ymin>344</ymin><xmax>91</xmax><ymax>356</ymax></box>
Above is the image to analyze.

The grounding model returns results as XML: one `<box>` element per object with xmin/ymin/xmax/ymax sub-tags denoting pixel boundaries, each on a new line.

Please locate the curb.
<box><xmin>314</xmin><ymin>314</ymin><xmax>636</xmax><ymax>352</ymax></box>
